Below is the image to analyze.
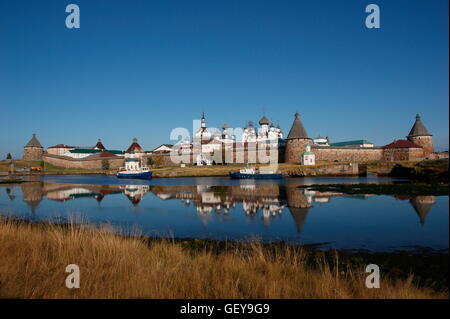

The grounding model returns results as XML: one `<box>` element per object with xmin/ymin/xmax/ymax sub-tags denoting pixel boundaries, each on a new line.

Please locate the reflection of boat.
<box><xmin>117</xmin><ymin>152</ymin><xmax>152</xmax><ymax>179</ymax></box>
<box><xmin>229</xmin><ymin>167</ymin><xmax>283</xmax><ymax>179</ymax></box>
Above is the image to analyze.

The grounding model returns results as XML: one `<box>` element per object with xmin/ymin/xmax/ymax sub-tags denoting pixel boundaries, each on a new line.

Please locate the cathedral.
<box><xmin>191</xmin><ymin>112</ymin><xmax>285</xmax><ymax>165</ymax></box>
<box><xmin>193</xmin><ymin>112</ymin><xmax>284</xmax><ymax>144</ymax></box>
<box><xmin>241</xmin><ymin>116</ymin><xmax>284</xmax><ymax>143</ymax></box>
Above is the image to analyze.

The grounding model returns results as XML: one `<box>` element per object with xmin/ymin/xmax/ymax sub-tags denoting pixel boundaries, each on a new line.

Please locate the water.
<box><xmin>0</xmin><ymin>175</ymin><xmax>448</xmax><ymax>252</ymax></box>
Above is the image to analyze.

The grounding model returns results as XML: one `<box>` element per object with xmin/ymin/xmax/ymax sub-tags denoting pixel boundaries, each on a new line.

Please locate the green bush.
<box><xmin>101</xmin><ymin>159</ymin><xmax>110</xmax><ymax>170</ymax></box>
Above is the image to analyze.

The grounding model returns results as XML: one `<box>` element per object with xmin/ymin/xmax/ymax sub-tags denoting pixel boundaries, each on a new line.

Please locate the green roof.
<box><xmin>302</xmin><ymin>151</ymin><xmax>314</xmax><ymax>155</ymax></box>
<box><xmin>69</xmin><ymin>149</ymin><xmax>123</xmax><ymax>154</ymax></box>
<box><xmin>330</xmin><ymin>140</ymin><xmax>373</xmax><ymax>147</ymax></box>
<box><xmin>125</xmin><ymin>158</ymin><xmax>139</xmax><ymax>162</ymax></box>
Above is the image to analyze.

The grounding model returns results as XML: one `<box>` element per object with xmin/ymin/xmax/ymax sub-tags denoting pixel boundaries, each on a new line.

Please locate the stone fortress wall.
<box><xmin>42</xmin><ymin>154</ymin><xmax>124</xmax><ymax>169</ymax></box>
<box><xmin>312</xmin><ymin>146</ymin><xmax>384</xmax><ymax>162</ymax></box>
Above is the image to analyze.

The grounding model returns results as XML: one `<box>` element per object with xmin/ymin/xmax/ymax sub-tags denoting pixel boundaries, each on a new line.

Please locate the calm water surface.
<box><xmin>0</xmin><ymin>175</ymin><xmax>448</xmax><ymax>252</ymax></box>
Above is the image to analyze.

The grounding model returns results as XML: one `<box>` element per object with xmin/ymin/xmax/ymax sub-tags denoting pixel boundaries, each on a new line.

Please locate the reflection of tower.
<box><xmin>95</xmin><ymin>194</ymin><xmax>104</xmax><ymax>204</ymax></box>
<box><xmin>284</xmin><ymin>186</ymin><xmax>312</xmax><ymax>233</ymax></box>
<box><xmin>410</xmin><ymin>196</ymin><xmax>436</xmax><ymax>226</ymax></box>
<box><xmin>6</xmin><ymin>187</ymin><xmax>16</xmax><ymax>200</ymax></box>
<box><xmin>20</xmin><ymin>182</ymin><xmax>43</xmax><ymax>214</ymax></box>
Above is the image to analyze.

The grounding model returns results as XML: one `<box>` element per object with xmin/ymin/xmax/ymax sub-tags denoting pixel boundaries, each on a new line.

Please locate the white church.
<box><xmin>190</xmin><ymin>113</ymin><xmax>285</xmax><ymax>165</ymax></box>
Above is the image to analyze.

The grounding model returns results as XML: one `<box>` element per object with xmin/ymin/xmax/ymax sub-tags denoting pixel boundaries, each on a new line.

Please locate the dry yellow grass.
<box><xmin>0</xmin><ymin>217</ymin><xmax>446</xmax><ymax>299</ymax></box>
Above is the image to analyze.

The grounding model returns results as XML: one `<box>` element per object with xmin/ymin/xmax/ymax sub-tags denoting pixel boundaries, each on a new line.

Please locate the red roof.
<box><xmin>126</xmin><ymin>142</ymin><xmax>143</xmax><ymax>153</ymax></box>
<box><xmin>98</xmin><ymin>151</ymin><xmax>116</xmax><ymax>157</ymax></box>
<box><xmin>382</xmin><ymin>140</ymin><xmax>422</xmax><ymax>149</ymax></box>
<box><xmin>95</xmin><ymin>141</ymin><xmax>106</xmax><ymax>150</ymax></box>
<box><xmin>85</xmin><ymin>152</ymin><xmax>117</xmax><ymax>159</ymax></box>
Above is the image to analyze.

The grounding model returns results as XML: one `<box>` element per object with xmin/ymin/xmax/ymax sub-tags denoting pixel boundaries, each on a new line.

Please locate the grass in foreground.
<box><xmin>0</xmin><ymin>218</ymin><xmax>446</xmax><ymax>299</ymax></box>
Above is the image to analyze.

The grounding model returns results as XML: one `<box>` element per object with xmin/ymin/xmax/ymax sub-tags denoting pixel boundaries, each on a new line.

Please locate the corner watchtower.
<box><xmin>285</xmin><ymin>112</ymin><xmax>311</xmax><ymax>163</ymax></box>
<box><xmin>407</xmin><ymin>114</ymin><xmax>434</xmax><ymax>156</ymax></box>
<box><xmin>23</xmin><ymin>133</ymin><xmax>44</xmax><ymax>161</ymax></box>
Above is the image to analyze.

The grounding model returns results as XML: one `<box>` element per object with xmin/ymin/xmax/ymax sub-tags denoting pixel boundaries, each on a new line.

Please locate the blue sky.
<box><xmin>0</xmin><ymin>0</ymin><xmax>448</xmax><ymax>158</ymax></box>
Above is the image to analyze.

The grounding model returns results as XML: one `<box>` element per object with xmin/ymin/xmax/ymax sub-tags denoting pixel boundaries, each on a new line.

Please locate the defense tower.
<box><xmin>285</xmin><ymin>112</ymin><xmax>311</xmax><ymax>163</ymax></box>
<box><xmin>407</xmin><ymin>114</ymin><xmax>434</xmax><ymax>156</ymax></box>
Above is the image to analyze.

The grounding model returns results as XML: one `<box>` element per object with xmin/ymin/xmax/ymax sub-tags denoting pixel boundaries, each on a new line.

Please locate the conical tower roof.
<box><xmin>287</xmin><ymin>112</ymin><xmax>309</xmax><ymax>139</ymax></box>
<box><xmin>95</xmin><ymin>138</ymin><xmax>106</xmax><ymax>150</ymax></box>
<box><xmin>25</xmin><ymin>133</ymin><xmax>42</xmax><ymax>148</ymax></box>
<box><xmin>408</xmin><ymin>114</ymin><xmax>432</xmax><ymax>137</ymax></box>
<box><xmin>126</xmin><ymin>138</ymin><xmax>143</xmax><ymax>153</ymax></box>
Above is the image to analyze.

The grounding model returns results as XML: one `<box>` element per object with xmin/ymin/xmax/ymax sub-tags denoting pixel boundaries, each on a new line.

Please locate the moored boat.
<box><xmin>229</xmin><ymin>167</ymin><xmax>283</xmax><ymax>179</ymax></box>
<box><xmin>117</xmin><ymin>151</ymin><xmax>153</xmax><ymax>179</ymax></box>
<box><xmin>117</xmin><ymin>168</ymin><xmax>152</xmax><ymax>179</ymax></box>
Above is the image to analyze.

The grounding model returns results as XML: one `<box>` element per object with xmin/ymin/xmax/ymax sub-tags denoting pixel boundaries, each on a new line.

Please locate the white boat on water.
<box><xmin>229</xmin><ymin>166</ymin><xmax>283</xmax><ymax>179</ymax></box>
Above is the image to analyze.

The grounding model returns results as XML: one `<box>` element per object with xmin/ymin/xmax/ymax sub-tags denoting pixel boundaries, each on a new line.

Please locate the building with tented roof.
<box><xmin>23</xmin><ymin>133</ymin><xmax>44</xmax><ymax>161</ymax></box>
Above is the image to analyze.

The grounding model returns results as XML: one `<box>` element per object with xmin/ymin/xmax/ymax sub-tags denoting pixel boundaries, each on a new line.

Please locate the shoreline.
<box><xmin>1</xmin><ymin>159</ymin><xmax>448</xmax><ymax>180</ymax></box>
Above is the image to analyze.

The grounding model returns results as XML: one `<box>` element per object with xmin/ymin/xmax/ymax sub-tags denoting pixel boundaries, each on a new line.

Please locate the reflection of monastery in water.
<box><xmin>4</xmin><ymin>181</ymin><xmax>438</xmax><ymax>230</ymax></box>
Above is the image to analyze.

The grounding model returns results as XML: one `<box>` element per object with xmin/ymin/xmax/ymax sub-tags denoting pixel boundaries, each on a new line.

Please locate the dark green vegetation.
<box><xmin>301</xmin><ymin>183</ymin><xmax>449</xmax><ymax>196</ymax></box>
<box><xmin>335</xmin><ymin>248</ymin><xmax>449</xmax><ymax>293</ymax></box>
<box><xmin>387</xmin><ymin>159</ymin><xmax>449</xmax><ymax>183</ymax></box>
<box><xmin>0</xmin><ymin>178</ymin><xmax>25</xmax><ymax>185</ymax></box>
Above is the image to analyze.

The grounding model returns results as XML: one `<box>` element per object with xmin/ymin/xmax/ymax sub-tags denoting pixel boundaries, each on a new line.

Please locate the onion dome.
<box><xmin>259</xmin><ymin>116</ymin><xmax>270</xmax><ymax>125</ymax></box>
